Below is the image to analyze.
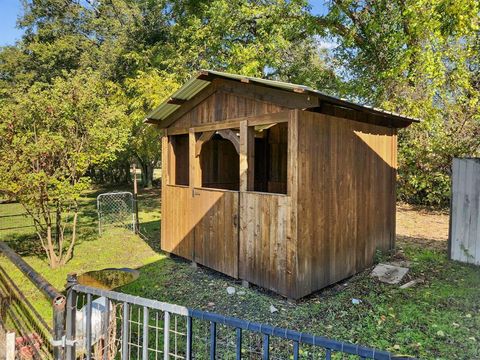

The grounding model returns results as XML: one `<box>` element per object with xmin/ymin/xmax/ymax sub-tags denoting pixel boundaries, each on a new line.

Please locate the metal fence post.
<box><xmin>65</xmin><ymin>273</ymin><xmax>78</xmax><ymax>360</ymax></box>
<box><xmin>52</xmin><ymin>294</ymin><xmax>66</xmax><ymax>360</ymax></box>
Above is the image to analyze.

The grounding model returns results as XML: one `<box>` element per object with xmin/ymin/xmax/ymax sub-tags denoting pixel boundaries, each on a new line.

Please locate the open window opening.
<box><xmin>170</xmin><ymin>134</ymin><xmax>189</xmax><ymax>186</ymax></box>
<box><xmin>253</xmin><ymin>122</ymin><xmax>288</xmax><ymax>194</ymax></box>
<box><xmin>199</xmin><ymin>131</ymin><xmax>240</xmax><ymax>191</ymax></box>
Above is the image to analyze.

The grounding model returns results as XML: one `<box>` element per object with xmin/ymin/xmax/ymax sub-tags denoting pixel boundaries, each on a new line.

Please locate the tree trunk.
<box><xmin>61</xmin><ymin>210</ymin><xmax>78</xmax><ymax>266</ymax></box>
<box><xmin>142</xmin><ymin>163</ymin><xmax>154</xmax><ymax>188</ymax></box>
<box><xmin>125</xmin><ymin>162</ymin><xmax>132</xmax><ymax>184</ymax></box>
<box><xmin>46</xmin><ymin>225</ymin><xmax>60</xmax><ymax>269</ymax></box>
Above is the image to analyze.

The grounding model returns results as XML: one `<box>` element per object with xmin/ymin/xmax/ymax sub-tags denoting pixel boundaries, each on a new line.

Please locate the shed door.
<box><xmin>192</xmin><ymin>188</ymin><xmax>239</xmax><ymax>278</ymax></box>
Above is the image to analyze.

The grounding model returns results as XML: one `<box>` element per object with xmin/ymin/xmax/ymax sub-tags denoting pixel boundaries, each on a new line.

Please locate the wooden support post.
<box><xmin>189</xmin><ymin>129</ymin><xmax>201</xmax><ymax>188</ymax></box>
<box><xmin>239</xmin><ymin>121</ymin><xmax>255</xmax><ymax>191</ymax></box>
<box><xmin>161</xmin><ymin>135</ymin><xmax>169</xmax><ymax>251</ymax></box>
<box><xmin>287</xmin><ymin>110</ymin><xmax>299</xmax><ymax>298</ymax></box>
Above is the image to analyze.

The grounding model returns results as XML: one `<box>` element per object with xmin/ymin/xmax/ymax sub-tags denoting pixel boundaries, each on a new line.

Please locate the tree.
<box><xmin>0</xmin><ymin>71</ymin><xmax>128</xmax><ymax>268</ymax></box>
<box><xmin>125</xmin><ymin>70</ymin><xmax>180</xmax><ymax>188</ymax></box>
<box><xmin>312</xmin><ymin>0</ymin><xmax>480</xmax><ymax>206</ymax></box>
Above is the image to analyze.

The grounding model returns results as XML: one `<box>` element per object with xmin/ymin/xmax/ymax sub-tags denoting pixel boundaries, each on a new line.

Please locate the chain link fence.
<box><xmin>97</xmin><ymin>192</ymin><xmax>136</xmax><ymax>235</ymax></box>
<box><xmin>0</xmin><ymin>191</ymin><xmax>141</xmax><ymax>244</ymax></box>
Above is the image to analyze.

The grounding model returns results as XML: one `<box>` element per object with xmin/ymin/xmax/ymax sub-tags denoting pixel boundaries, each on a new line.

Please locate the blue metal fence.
<box><xmin>64</xmin><ymin>275</ymin><xmax>412</xmax><ymax>360</ymax></box>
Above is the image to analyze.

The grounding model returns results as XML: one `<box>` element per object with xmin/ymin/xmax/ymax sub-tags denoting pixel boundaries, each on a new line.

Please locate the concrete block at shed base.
<box><xmin>370</xmin><ymin>263</ymin><xmax>409</xmax><ymax>284</ymax></box>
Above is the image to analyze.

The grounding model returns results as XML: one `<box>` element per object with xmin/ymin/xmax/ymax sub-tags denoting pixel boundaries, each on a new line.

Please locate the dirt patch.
<box><xmin>396</xmin><ymin>203</ymin><xmax>449</xmax><ymax>241</ymax></box>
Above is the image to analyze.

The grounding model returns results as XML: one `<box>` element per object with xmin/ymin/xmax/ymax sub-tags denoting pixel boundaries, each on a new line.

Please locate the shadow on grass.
<box><xmin>1</xmin><ymin>223</ymin><xmax>99</xmax><ymax>259</ymax></box>
<box><xmin>139</xmin><ymin>220</ymin><xmax>161</xmax><ymax>253</ymax></box>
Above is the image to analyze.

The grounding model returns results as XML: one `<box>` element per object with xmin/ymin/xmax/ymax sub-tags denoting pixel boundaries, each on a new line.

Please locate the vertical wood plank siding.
<box><xmin>193</xmin><ymin>189</ymin><xmax>239</xmax><ymax>278</ymax></box>
<box><xmin>160</xmin><ymin>79</ymin><xmax>403</xmax><ymax>299</ymax></box>
<box><xmin>295</xmin><ymin>111</ymin><xmax>396</xmax><ymax>298</ymax></box>
<box><xmin>450</xmin><ymin>158</ymin><xmax>480</xmax><ymax>265</ymax></box>
<box><xmin>161</xmin><ymin>185</ymin><xmax>194</xmax><ymax>260</ymax></box>
<box><xmin>170</xmin><ymin>88</ymin><xmax>288</xmax><ymax>130</ymax></box>
<box><xmin>239</xmin><ymin>193</ymin><xmax>291</xmax><ymax>295</ymax></box>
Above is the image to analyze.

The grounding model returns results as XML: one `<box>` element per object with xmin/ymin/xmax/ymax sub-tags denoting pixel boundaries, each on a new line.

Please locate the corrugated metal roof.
<box><xmin>145</xmin><ymin>70</ymin><xmax>420</xmax><ymax>126</ymax></box>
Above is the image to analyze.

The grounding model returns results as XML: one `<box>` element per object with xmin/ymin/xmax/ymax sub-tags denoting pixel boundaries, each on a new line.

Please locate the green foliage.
<box><xmin>2</xmin><ymin>0</ymin><xmax>479</xmax><ymax>220</ymax></box>
<box><xmin>0</xmin><ymin>71</ymin><xmax>129</xmax><ymax>267</ymax></box>
<box><xmin>315</xmin><ymin>0</ymin><xmax>480</xmax><ymax>206</ymax></box>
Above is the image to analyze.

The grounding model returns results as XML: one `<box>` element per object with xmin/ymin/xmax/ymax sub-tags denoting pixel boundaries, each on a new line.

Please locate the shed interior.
<box><xmin>200</xmin><ymin>133</ymin><xmax>240</xmax><ymax>191</ymax></box>
<box><xmin>170</xmin><ymin>134</ymin><xmax>189</xmax><ymax>186</ymax></box>
<box><xmin>253</xmin><ymin>123</ymin><xmax>288</xmax><ymax>194</ymax></box>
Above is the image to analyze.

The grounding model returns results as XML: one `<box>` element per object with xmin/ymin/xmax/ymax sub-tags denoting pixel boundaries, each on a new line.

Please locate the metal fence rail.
<box><xmin>66</xmin><ymin>277</ymin><xmax>404</xmax><ymax>360</ymax></box>
<box><xmin>0</xmin><ymin>241</ymin><xmax>412</xmax><ymax>360</ymax></box>
<box><xmin>0</xmin><ymin>241</ymin><xmax>65</xmax><ymax>360</ymax></box>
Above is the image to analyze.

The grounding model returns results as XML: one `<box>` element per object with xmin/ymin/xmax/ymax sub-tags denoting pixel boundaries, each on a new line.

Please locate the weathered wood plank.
<box><xmin>239</xmin><ymin>192</ymin><xmax>291</xmax><ymax>296</ymax></box>
<box><xmin>161</xmin><ymin>185</ymin><xmax>194</xmax><ymax>260</ymax></box>
<box><xmin>192</xmin><ymin>189</ymin><xmax>239</xmax><ymax>278</ymax></box>
<box><xmin>295</xmin><ymin>111</ymin><xmax>397</xmax><ymax>298</ymax></box>
<box><xmin>450</xmin><ymin>158</ymin><xmax>480</xmax><ymax>265</ymax></box>
<box><xmin>216</xmin><ymin>79</ymin><xmax>318</xmax><ymax>109</ymax></box>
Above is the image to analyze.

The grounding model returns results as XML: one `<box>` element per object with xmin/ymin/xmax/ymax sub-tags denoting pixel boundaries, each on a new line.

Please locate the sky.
<box><xmin>0</xmin><ymin>0</ymin><xmax>328</xmax><ymax>46</ymax></box>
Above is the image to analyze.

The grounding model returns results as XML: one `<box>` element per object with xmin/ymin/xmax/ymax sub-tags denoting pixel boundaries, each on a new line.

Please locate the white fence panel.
<box><xmin>449</xmin><ymin>158</ymin><xmax>480</xmax><ymax>265</ymax></box>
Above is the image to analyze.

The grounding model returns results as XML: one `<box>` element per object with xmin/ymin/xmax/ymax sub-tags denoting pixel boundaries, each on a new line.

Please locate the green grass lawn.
<box><xmin>118</xmin><ymin>241</ymin><xmax>480</xmax><ymax>360</ymax></box>
<box><xmin>0</xmin><ymin>184</ymin><xmax>162</xmax><ymax>321</ymax></box>
<box><xmin>1</xmin><ymin>189</ymin><xmax>479</xmax><ymax>359</ymax></box>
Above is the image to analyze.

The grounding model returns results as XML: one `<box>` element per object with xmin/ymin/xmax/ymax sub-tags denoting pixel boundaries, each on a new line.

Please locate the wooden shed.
<box><xmin>146</xmin><ymin>70</ymin><xmax>418</xmax><ymax>299</ymax></box>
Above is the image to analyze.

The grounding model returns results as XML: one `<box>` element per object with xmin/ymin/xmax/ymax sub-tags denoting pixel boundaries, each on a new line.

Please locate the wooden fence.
<box><xmin>449</xmin><ymin>158</ymin><xmax>480</xmax><ymax>265</ymax></box>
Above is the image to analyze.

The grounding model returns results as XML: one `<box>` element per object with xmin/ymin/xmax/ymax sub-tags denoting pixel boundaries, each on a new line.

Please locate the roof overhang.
<box><xmin>145</xmin><ymin>70</ymin><xmax>420</xmax><ymax>128</ymax></box>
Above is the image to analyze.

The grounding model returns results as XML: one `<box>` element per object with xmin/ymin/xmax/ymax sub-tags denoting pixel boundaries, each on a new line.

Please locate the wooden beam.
<box><xmin>247</xmin><ymin>111</ymin><xmax>290</xmax><ymax>126</ymax></box>
<box><xmin>254</xmin><ymin>123</ymin><xmax>277</xmax><ymax>132</ymax></box>
<box><xmin>166</xmin><ymin>110</ymin><xmax>291</xmax><ymax>135</ymax></box>
<box><xmin>167</xmin><ymin>97</ymin><xmax>187</xmax><ymax>105</ymax></box>
<box><xmin>195</xmin><ymin>130</ymin><xmax>215</xmax><ymax>157</ymax></box>
<box><xmin>145</xmin><ymin>117</ymin><xmax>161</xmax><ymax>124</ymax></box>
<box><xmin>217</xmin><ymin>129</ymin><xmax>240</xmax><ymax>155</ymax></box>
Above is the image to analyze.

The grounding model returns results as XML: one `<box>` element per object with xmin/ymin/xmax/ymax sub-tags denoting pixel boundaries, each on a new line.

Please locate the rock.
<box><xmin>207</xmin><ymin>302</ymin><xmax>215</xmax><ymax>307</ymax></box>
<box><xmin>226</xmin><ymin>286</ymin><xmax>236</xmax><ymax>295</ymax></box>
<box><xmin>371</xmin><ymin>263</ymin><xmax>409</xmax><ymax>284</ymax></box>
<box><xmin>399</xmin><ymin>278</ymin><xmax>424</xmax><ymax>289</ymax></box>
<box><xmin>351</xmin><ymin>298</ymin><xmax>362</xmax><ymax>305</ymax></box>
<box><xmin>269</xmin><ymin>305</ymin><xmax>278</xmax><ymax>313</ymax></box>
<box><xmin>389</xmin><ymin>260</ymin><xmax>412</xmax><ymax>268</ymax></box>
<box><xmin>237</xmin><ymin>291</ymin><xmax>246</xmax><ymax>296</ymax></box>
